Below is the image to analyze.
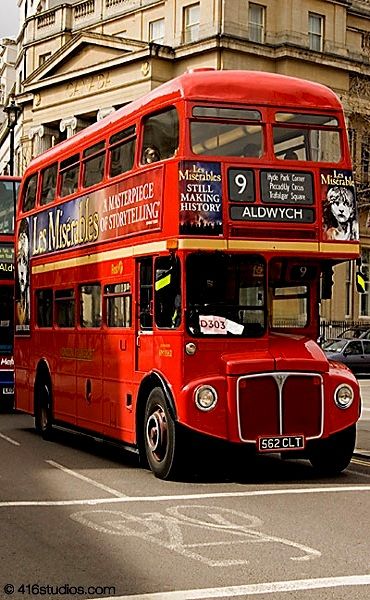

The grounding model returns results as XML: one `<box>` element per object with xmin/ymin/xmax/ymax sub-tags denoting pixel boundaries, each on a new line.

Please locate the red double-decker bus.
<box><xmin>0</xmin><ymin>176</ymin><xmax>21</xmax><ymax>408</ymax></box>
<box><xmin>14</xmin><ymin>69</ymin><xmax>361</xmax><ymax>478</ymax></box>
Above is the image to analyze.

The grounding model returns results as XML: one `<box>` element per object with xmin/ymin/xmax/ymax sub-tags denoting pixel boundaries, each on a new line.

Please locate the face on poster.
<box><xmin>321</xmin><ymin>170</ymin><xmax>358</xmax><ymax>241</ymax></box>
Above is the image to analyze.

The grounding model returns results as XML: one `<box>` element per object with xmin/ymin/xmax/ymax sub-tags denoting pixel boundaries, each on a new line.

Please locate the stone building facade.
<box><xmin>1</xmin><ymin>0</ymin><xmax>370</xmax><ymax>323</ymax></box>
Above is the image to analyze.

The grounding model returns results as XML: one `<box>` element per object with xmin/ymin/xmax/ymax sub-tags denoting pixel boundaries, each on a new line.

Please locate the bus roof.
<box><xmin>25</xmin><ymin>69</ymin><xmax>342</xmax><ymax>171</ymax></box>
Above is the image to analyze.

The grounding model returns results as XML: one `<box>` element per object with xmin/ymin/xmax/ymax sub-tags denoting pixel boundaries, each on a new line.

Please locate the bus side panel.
<box><xmin>76</xmin><ymin>330</ymin><xmax>104</xmax><ymax>433</ymax></box>
<box><xmin>102</xmin><ymin>329</ymin><xmax>136</xmax><ymax>443</ymax></box>
<box><xmin>53</xmin><ymin>331</ymin><xmax>77</xmax><ymax>424</ymax></box>
<box><xmin>14</xmin><ymin>339</ymin><xmax>32</xmax><ymax>413</ymax></box>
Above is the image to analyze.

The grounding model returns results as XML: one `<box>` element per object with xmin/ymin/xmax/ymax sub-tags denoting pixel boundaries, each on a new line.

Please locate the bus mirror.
<box><xmin>356</xmin><ymin>270</ymin><xmax>366</xmax><ymax>294</ymax></box>
<box><xmin>321</xmin><ymin>266</ymin><xmax>334</xmax><ymax>300</ymax></box>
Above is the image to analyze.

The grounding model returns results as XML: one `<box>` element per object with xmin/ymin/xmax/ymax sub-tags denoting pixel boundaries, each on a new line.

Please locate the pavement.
<box><xmin>355</xmin><ymin>426</ymin><xmax>370</xmax><ymax>458</ymax></box>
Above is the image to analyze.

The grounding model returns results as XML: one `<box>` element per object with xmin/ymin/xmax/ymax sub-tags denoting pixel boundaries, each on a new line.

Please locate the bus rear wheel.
<box><xmin>308</xmin><ymin>425</ymin><xmax>356</xmax><ymax>476</ymax></box>
<box><xmin>35</xmin><ymin>380</ymin><xmax>53</xmax><ymax>440</ymax></box>
<box><xmin>144</xmin><ymin>387</ymin><xmax>179</xmax><ymax>480</ymax></box>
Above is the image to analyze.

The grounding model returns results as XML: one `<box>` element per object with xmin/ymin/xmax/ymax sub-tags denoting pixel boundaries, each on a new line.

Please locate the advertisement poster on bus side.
<box><xmin>179</xmin><ymin>162</ymin><xmax>223</xmax><ymax>235</ymax></box>
<box><xmin>321</xmin><ymin>169</ymin><xmax>359</xmax><ymax>241</ymax></box>
<box><xmin>29</xmin><ymin>169</ymin><xmax>163</xmax><ymax>259</ymax></box>
<box><xmin>15</xmin><ymin>217</ymin><xmax>30</xmax><ymax>335</ymax></box>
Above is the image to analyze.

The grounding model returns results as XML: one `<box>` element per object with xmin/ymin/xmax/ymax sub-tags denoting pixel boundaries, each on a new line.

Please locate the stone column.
<box><xmin>60</xmin><ymin>116</ymin><xmax>91</xmax><ymax>138</ymax></box>
<box><xmin>28</xmin><ymin>124</ymin><xmax>56</xmax><ymax>157</ymax></box>
<box><xmin>97</xmin><ymin>106</ymin><xmax>115</xmax><ymax>121</ymax></box>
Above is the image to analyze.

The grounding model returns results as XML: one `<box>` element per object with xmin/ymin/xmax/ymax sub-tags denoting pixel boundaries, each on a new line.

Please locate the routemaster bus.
<box><xmin>0</xmin><ymin>176</ymin><xmax>21</xmax><ymax>408</ymax></box>
<box><xmin>14</xmin><ymin>69</ymin><xmax>361</xmax><ymax>478</ymax></box>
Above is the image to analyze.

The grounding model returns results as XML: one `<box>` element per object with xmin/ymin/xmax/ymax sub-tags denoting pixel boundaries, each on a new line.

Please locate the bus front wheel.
<box><xmin>35</xmin><ymin>380</ymin><xmax>53</xmax><ymax>440</ymax></box>
<box><xmin>144</xmin><ymin>387</ymin><xmax>179</xmax><ymax>480</ymax></box>
<box><xmin>308</xmin><ymin>425</ymin><xmax>356</xmax><ymax>476</ymax></box>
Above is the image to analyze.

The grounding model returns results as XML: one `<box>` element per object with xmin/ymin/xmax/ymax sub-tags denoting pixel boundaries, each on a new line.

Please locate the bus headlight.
<box><xmin>195</xmin><ymin>385</ymin><xmax>218</xmax><ymax>411</ymax></box>
<box><xmin>334</xmin><ymin>384</ymin><xmax>354</xmax><ymax>409</ymax></box>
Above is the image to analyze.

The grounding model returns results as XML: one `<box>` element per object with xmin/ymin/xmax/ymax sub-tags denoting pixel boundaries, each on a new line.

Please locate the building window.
<box><xmin>345</xmin><ymin>261</ymin><xmax>353</xmax><ymax>318</ymax></box>
<box><xmin>149</xmin><ymin>18</ymin><xmax>164</xmax><ymax>44</ymax></box>
<box><xmin>248</xmin><ymin>3</ymin><xmax>265</xmax><ymax>43</ymax></box>
<box><xmin>308</xmin><ymin>13</ymin><xmax>324</xmax><ymax>52</ymax></box>
<box><xmin>360</xmin><ymin>249</ymin><xmax>370</xmax><ymax>317</ymax></box>
<box><xmin>183</xmin><ymin>3</ymin><xmax>200</xmax><ymax>43</ymax></box>
<box><xmin>39</xmin><ymin>52</ymin><xmax>51</xmax><ymax>67</ymax></box>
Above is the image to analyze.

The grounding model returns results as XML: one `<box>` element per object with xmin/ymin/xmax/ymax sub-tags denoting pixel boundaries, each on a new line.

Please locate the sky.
<box><xmin>0</xmin><ymin>0</ymin><xmax>20</xmax><ymax>39</ymax></box>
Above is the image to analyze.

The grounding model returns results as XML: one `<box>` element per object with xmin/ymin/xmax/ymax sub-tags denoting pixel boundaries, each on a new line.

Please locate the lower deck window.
<box><xmin>104</xmin><ymin>283</ymin><xmax>131</xmax><ymax>327</ymax></box>
<box><xmin>80</xmin><ymin>284</ymin><xmax>102</xmax><ymax>328</ymax></box>
<box><xmin>55</xmin><ymin>289</ymin><xmax>75</xmax><ymax>328</ymax></box>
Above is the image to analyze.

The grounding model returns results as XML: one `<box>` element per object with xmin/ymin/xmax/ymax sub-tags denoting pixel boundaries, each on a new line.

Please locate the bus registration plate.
<box><xmin>258</xmin><ymin>435</ymin><xmax>305</xmax><ymax>452</ymax></box>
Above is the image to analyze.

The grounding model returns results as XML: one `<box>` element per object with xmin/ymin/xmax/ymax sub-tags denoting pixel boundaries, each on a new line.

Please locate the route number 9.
<box><xmin>228</xmin><ymin>169</ymin><xmax>254</xmax><ymax>203</ymax></box>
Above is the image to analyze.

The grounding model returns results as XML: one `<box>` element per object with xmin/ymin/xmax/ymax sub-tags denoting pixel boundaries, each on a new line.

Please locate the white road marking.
<box><xmin>0</xmin><ymin>432</ymin><xmax>20</xmax><ymax>446</ymax></box>
<box><xmin>46</xmin><ymin>460</ymin><xmax>127</xmax><ymax>498</ymax></box>
<box><xmin>70</xmin><ymin>506</ymin><xmax>320</xmax><ymax>566</ymax></box>
<box><xmin>0</xmin><ymin>484</ymin><xmax>370</xmax><ymax>507</ymax></box>
<box><xmin>85</xmin><ymin>574</ymin><xmax>370</xmax><ymax>599</ymax></box>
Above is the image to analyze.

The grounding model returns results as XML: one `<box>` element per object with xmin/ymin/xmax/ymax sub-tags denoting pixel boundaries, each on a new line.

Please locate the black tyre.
<box><xmin>35</xmin><ymin>380</ymin><xmax>53</xmax><ymax>440</ymax></box>
<box><xmin>144</xmin><ymin>387</ymin><xmax>179</xmax><ymax>480</ymax></box>
<box><xmin>308</xmin><ymin>425</ymin><xmax>356</xmax><ymax>476</ymax></box>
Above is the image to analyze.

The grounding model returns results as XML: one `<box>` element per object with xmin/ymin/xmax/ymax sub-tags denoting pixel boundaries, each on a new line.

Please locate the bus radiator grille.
<box><xmin>237</xmin><ymin>373</ymin><xmax>322</xmax><ymax>442</ymax></box>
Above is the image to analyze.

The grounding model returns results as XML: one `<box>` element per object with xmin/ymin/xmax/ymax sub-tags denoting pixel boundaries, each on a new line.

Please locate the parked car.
<box><xmin>323</xmin><ymin>338</ymin><xmax>370</xmax><ymax>374</ymax></box>
<box><xmin>337</xmin><ymin>326</ymin><xmax>370</xmax><ymax>340</ymax></box>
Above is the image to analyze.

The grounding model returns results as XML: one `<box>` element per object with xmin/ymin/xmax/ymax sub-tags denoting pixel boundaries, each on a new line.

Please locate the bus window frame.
<box><xmin>108</xmin><ymin>124</ymin><xmax>136</xmax><ymax>179</ymax></box>
<box><xmin>54</xmin><ymin>287</ymin><xmax>76</xmax><ymax>328</ymax></box>
<box><xmin>40</xmin><ymin>163</ymin><xmax>58</xmax><ymax>206</ymax></box>
<box><xmin>81</xmin><ymin>141</ymin><xmax>106</xmax><ymax>189</ymax></box>
<box><xmin>272</xmin><ymin>111</ymin><xmax>343</xmax><ymax>163</ymax></box>
<box><xmin>104</xmin><ymin>282</ymin><xmax>132</xmax><ymax>328</ymax></box>
<box><xmin>188</xmin><ymin>102</ymin><xmax>265</xmax><ymax>159</ymax></box>
<box><xmin>140</xmin><ymin>105</ymin><xmax>180</xmax><ymax>165</ymax></box>
<box><xmin>59</xmin><ymin>153</ymin><xmax>81</xmax><ymax>198</ymax></box>
<box><xmin>22</xmin><ymin>173</ymin><xmax>39</xmax><ymax>213</ymax></box>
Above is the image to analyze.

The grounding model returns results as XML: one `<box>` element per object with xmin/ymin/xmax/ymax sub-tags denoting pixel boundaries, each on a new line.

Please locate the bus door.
<box><xmin>135</xmin><ymin>257</ymin><xmax>154</xmax><ymax>373</ymax></box>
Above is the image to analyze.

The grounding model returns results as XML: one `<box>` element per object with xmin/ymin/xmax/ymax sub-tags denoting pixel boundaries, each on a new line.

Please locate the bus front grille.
<box><xmin>237</xmin><ymin>372</ymin><xmax>323</xmax><ymax>442</ymax></box>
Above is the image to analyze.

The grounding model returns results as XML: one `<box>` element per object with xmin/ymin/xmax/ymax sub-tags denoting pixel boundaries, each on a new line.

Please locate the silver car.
<box><xmin>323</xmin><ymin>338</ymin><xmax>370</xmax><ymax>374</ymax></box>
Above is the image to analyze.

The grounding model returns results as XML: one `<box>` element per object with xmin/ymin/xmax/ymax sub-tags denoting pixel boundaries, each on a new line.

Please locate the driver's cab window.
<box><xmin>154</xmin><ymin>256</ymin><xmax>181</xmax><ymax>328</ymax></box>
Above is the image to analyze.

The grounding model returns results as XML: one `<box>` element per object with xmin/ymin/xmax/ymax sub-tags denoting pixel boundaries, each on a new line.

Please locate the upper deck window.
<box><xmin>82</xmin><ymin>141</ymin><xmax>105</xmax><ymax>188</ymax></box>
<box><xmin>275</xmin><ymin>113</ymin><xmax>338</xmax><ymax>126</ymax></box>
<box><xmin>109</xmin><ymin>125</ymin><xmax>136</xmax><ymax>178</ymax></box>
<box><xmin>192</xmin><ymin>107</ymin><xmax>261</xmax><ymax>120</ymax></box>
<box><xmin>60</xmin><ymin>154</ymin><xmax>80</xmax><ymax>197</ymax></box>
<box><xmin>273</xmin><ymin>113</ymin><xmax>341</xmax><ymax>162</ymax></box>
<box><xmin>191</xmin><ymin>107</ymin><xmax>263</xmax><ymax>157</ymax></box>
<box><xmin>0</xmin><ymin>180</ymin><xmax>19</xmax><ymax>233</ymax></box>
<box><xmin>22</xmin><ymin>174</ymin><xmax>38</xmax><ymax>212</ymax></box>
<box><xmin>40</xmin><ymin>163</ymin><xmax>57</xmax><ymax>206</ymax></box>
<box><xmin>141</xmin><ymin>107</ymin><xmax>179</xmax><ymax>164</ymax></box>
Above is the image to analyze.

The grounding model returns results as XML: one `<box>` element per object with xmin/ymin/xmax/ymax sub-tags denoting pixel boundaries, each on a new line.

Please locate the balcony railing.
<box><xmin>74</xmin><ymin>0</ymin><xmax>95</xmax><ymax>19</ymax></box>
